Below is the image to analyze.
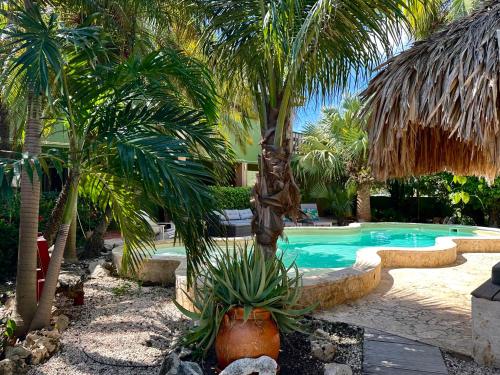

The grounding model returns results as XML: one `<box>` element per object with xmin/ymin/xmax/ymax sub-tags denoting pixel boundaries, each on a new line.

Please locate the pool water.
<box><xmin>278</xmin><ymin>228</ymin><xmax>475</xmax><ymax>268</ymax></box>
<box><xmin>155</xmin><ymin>226</ymin><xmax>477</xmax><ymax>269</ymax></box>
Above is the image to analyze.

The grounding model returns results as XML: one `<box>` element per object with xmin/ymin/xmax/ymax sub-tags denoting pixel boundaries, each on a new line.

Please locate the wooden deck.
<box><xmin>363</xmin><ymin>328</ymin><xmax>448</xmax><ymax>375</ymax></box>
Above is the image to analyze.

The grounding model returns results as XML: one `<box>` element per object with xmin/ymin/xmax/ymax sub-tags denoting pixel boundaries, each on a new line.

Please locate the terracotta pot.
<box><xmin>215</xmin><ymin>307</ymin><xmax>280</xmax><ymax>370</ymax></box>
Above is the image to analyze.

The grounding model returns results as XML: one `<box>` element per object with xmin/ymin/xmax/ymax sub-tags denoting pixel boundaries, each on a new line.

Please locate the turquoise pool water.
<box><xmin>154</xmin><ymin>226</ymin><xmax>477</xmax><ymax>269</ymax></box>
<box><xmin>278</xmin><ymin>227</ymin><xmax>475</xmax><ymax>268</ymax></box>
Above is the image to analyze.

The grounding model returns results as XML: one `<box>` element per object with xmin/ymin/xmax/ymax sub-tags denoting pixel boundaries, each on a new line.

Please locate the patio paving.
<box><xmin>316</xmin><ymin>252</ymin><xmax>500</xmax><ymax>356</ymax></box>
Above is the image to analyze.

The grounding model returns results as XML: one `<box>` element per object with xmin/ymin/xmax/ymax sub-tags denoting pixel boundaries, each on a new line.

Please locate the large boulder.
<box><xmin>219</xmin><ymin>356</ymin><xmax>278</xmax><ymax>375</ymax></box>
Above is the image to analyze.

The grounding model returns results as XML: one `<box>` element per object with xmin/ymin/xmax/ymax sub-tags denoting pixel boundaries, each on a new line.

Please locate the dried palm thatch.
<box><xmin>364</xmin><ymin>0</ymin><xmax>500</xmax><ymax>181</ymax></box>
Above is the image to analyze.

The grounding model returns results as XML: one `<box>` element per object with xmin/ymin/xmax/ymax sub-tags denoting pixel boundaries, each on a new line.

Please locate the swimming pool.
<box><xmin>278</xmin><ymin>227</ymin><xmax>476</xmax><ymax>268</ymax></box>
<box><xmin>154</xmin><ymin>224</ymin><xmax>483</xmax><ymax>269</ymax></box>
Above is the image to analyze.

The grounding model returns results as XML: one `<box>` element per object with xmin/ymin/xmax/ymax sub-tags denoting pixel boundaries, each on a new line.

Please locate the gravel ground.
<box><xmin>27</xmin><ymin>275</ymin><xmax>189</xmax><ymax>375</ymax></box>
<box><xmin>17</xmin><ymin>272</ymin><xmax>500</xmax><ymax>375</ymax></box>
<box><xmin>443</xmin><ymin>351</ymin><xmax>500</xmax><ymax>375</ymax></box>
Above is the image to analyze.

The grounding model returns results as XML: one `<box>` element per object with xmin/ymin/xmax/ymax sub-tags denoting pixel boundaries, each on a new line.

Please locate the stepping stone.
<box><xmin>363</xmin><ymin>328</ymin><xmax>447</xmax><ymax>375</ymax></box>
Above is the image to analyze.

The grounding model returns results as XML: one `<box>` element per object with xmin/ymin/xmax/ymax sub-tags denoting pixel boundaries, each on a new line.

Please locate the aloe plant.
<box><xmin>175</xmin><ymin>243</ymin><xmax>315</xmax><ymax>356</ymax></box>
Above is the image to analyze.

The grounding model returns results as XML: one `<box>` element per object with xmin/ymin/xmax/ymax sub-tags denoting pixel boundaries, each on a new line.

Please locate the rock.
<box><xmin>178</xmin><ymin>347</ymin><xmax>192</xmax><ymax>359</ymax></box>
<box><xmin>158</xmin><ymin>353</ymin><xmax>203</xmax><ymax>375</ymax></box>
<box><xmin>158</xmin><ymin>352</ymin><xmax>180</xmax><ymax>375</ymax></box>
<box><xmin>4</xmin><ymin>345</ymin><xmax>31</xmax><ymax>362</ymax></box>
<box><xmin>0</xmin><ymin>359</ymin><xmax>16</xmax><ymax>375</ymax></box>
<box><xmin>90</xmin><ymin>264</ymin><xmax>110</xmax><ymax>278</ymax></box>
<box><xmin>311</xmin><ymin>339</ymin><xmax>337</xmax><ymax>362</ymax></box>
<box><xmin>178</xmin><ymin>361</ymin><xmax>203</xmax><ymax>375</ymax></box>
<box><xmin>54</xmin><ymin>314</ymin><xmax>70</xmax><ymax>332</ymax></box>
<box><xmin>219</xmin><ymin>356</ymin><xmax>278</xmax><ymax>375</ymax></box>
<box><xmin>315</xmin><ymin>329</ymin><xmax>331</xmax><ymax>340</ymax></box>
<box><xmin>24</xmin><ymin>329</ymin><xmax>61</xmax><ymax>364</ymax></box>
<box><xmin>324</xmin><ymin>363</ymin><xmax>352</xmax><ymax>375</ymax></box>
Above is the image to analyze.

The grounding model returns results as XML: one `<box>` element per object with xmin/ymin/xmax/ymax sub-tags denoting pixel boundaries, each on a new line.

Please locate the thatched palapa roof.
<box><xmin>364</xmin><ymin>1</ymin><xmax>500</xmax><ymax>181</ymax></box>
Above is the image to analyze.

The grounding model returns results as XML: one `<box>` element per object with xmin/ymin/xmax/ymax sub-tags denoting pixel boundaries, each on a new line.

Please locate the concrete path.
<box><xmin>363</xmin><ymin>328</ymin><xmax>447</xmax><ymax>374</ymax></box>
<box><xmin>317</xmin><ymin>253</ymin><xmax>500</xmax><ymax>356</ymax></box>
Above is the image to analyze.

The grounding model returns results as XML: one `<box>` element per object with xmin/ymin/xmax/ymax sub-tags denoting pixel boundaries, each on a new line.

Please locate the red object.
<box><xmin>36</xmin><ymin>235</ymin><xmax>84</xmax><ymax>305</ymax></box>
<box><xmin>36</xmin><ymin>236</ymin><xmax>50</xmax><ymax>302</ymax></box>
<box><xmin>73</xmin><ymin>291</ymin><xmax>85</xmax><ymax>306</ymax></box>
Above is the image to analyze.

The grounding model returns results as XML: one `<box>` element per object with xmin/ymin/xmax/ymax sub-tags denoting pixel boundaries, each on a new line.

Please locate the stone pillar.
<box><xmin>235</xmin><ymin>162</ymin><xmax>247</xmax><ymax>187</ymax></box>
<box><xmin>471</xmin><ymin>263</ymin><xmax>500</xmax><ymax>368</ymax></box>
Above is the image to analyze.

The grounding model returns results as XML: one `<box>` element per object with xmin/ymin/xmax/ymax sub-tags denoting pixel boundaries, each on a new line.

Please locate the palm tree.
<box><xmin>404</xmin><ymin>0</ymin><xmax>478</xmax><ymax>40</ymax></box>
<box><xmin>0</xmin><ymin>1</ymin><xmax>100</xmax><ymax>333</ymax></box>
<box><xmin>294</xmin><ymin>98</ymin><xmax>372</xmax><ymax>222</ymax></box>
<box><xmin>190</xmin><ymin>0</ymin><xmax>410</xmax><ymax>257</ymax></box>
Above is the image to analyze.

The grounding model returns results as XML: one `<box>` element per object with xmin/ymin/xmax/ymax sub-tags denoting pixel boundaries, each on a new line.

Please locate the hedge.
<box><xmin>210</xmin><ymin>186</ymin><xmax>252</xmax><ymax>210</ymax></box>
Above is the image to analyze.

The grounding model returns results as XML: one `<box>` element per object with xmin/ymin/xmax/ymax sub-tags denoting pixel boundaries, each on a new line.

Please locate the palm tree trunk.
<box><xmin>29</xmin><ymin>178</ymin><xmax>79</xmax><ymax>331</ymax></box>
<box><xmin>43</xmin><ymin>174</ymin><xmax>72</xmax><ymax>247</ymax></box>
<box><xmin>63</xmin><ymin>197</ymin><xmax>78</xmax><ymax>263</ymax></box>
<box><xmin>0</xmin><ymin>98</ymin><xmax>10</xmax><ymax>157</ymax></box>
<box><xmin>84</xmin><ymin>206</ymin><xmax>112</xmax><ymax>258</ymax></box>
<box><xmin>356</xmin><ymin>183</ymin><xmax>371</xmax><ymax>222</ymax></box>
<box><xmin>15</xmin><ymin>93</ymin><xmax>41</xmax><ymax>334</ymax></box>
<box><xmin>252</xmin><ymin>115</ymin><xmax>302</xmax><ymax>258</ymax></box>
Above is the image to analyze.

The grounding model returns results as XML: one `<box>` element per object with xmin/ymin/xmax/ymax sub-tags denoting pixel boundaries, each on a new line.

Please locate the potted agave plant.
<box><xmin>175</xmin><ymin>243</ymin><xmax>313</xmax><ymax>370</ymax></box>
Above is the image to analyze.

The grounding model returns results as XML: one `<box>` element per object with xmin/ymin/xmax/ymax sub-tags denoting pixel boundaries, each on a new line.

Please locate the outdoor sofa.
<box><xmin>208</xmin><ymin>209</ymin><xmax>254</xmax><ymax>237</ymax></box>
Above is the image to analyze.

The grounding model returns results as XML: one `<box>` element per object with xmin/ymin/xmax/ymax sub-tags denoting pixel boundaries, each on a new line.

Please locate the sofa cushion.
<box><xmin>304</xmin><ymin>208</ymin><xmax>320</xmax><ymax>221</ymax></box>
<box><xmin>224</xmin><ymin>209</ymin><xmax>241</xmax><ymax>220</ymax></box>
<box><xmin>239</xmin><ymin>209</ymin><xmax>253</xmax><ymax>220</ymax></box>
<box><xmin>214</xmin><ymin>211</ymin><xmax>227</xmax><ymax>221</ymax></box>
<box><xmin>227</xmin><ymin>220</ymin><xmax>252</xmax><ymax>227</ymax></box>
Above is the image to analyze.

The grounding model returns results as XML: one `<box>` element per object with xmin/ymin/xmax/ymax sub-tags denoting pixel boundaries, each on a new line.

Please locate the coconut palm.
<box><xmin>294</xmin><ymin>98</ymin><xmax>372</xmax><ymax>222</ymax></box>
<box><xmin>189</xmin><ymin>0</ymin><xmax>410</xmax><ymax>257</ymax></box>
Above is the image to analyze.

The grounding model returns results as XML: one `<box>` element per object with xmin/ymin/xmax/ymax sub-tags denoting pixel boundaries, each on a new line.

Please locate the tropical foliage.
<box><xmin>0</xmin><ymin>1</ymin><xmax>232</xmax><ymax>332</ymax></box>
<box><xmin>293</xmin><ymin>98</ymin><xmax>372</xmax><ymax>222</ymax></box>
<box><xmin>175</xmin><ymin>243</ymin><xmax>313</xmax><ymax>357</ymax></box>
<box><xmin>186</xmin><ymin>0</ymin><xmax>411</xmax><ymax>256</ymax></box>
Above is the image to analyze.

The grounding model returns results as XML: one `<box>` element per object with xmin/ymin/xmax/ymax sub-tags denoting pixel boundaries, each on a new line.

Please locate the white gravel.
<box><xmin>443</xmin><ymin>351</ymin><xmax>500</xmax><ymax>375</ymax></box>
<box><xmin>27</xmin><ymin>275</ymin><xmax>189</xmax><ymax>375</ymax></box>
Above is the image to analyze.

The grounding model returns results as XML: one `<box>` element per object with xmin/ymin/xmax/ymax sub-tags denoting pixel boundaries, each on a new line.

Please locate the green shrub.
<box><xmin>210</xmin><ymin>186</ymin><xmax>252</xmax><ymax>210</ymax></box>
<box><xmin>0</xmin><ymin>191</ymin><xmax>103</xmax><ymax>281</ymax></box>
<box><xmin>175</xmin><ymin>243</ymin><xmax>314</xmax><ymax>357</ymax></box>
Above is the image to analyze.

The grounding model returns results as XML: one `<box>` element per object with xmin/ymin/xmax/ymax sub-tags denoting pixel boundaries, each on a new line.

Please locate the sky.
<box><xmin>292</xmin><ymin>77</ymin><xmax>369</xmax><ymax>132</ymax></box>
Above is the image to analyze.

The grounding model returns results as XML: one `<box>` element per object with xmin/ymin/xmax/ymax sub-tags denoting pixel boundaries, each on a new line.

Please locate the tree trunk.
<box><xmin>251</xmin><ymin>115</ymin><xmax>303</xmax><ymax>258</ymax></box>
<box><xmin>43</xmin><ymin>175</ymin><xmax>72</xmax><ymax>247</ymax></box>
<box><xmin>0</xmin><ymin>98</ymin><xmax>10</xmax><ymax>157</ymax></box>
<box><xmin>356</xmin><ymin>183</ymin><xmax>371</xmax><ymax>222</ymax></box>
<box><xmin>15</xmin><ymin>93</ymin><xmax>41</xmax><ymax>334</ymax></box>
<box><xmin>84</xmin><ymin>206</ymin><xmax>112</xmax><ymax>258</ymax></box>
<box><xmin>63</xmin><ymin>196</ymin><xmax>78</xmax><ymax>263</ymax></box>
<box><xmin>29</xmin><ymin>179</ymin><xmax>79</xmax><ymax>331</ymax></box>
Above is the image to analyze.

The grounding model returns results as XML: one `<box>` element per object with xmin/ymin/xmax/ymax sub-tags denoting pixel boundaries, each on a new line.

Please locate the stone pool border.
<box><xmin>296</xmin><ymin>223</ymin><xmax>500</xmax><ymax>309</ymax></box>
<box><xmin>112</xmin><ymin>223</ymin><xmax>500</xmax><ymax>310</ymax></box>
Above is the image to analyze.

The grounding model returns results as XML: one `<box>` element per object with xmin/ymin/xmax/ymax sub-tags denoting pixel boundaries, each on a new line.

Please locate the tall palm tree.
<box><xmin>190</xmin><ymin>0</ymin><xmax>409</xmax><ymax>256</ymax></box>
<box><xmin>294</xmin><ymin>98</ymin><xmax>372</xmax><ymax>222</ymax></box>
<box><xmin>0</xmin><ymin>1</ymin><xmax>100</xmax><ymax>333</ymax></box>
<box><xmin>28</xmin><ymin>43</ymin><xmax>231</xmax><ymax>330</ymax></box>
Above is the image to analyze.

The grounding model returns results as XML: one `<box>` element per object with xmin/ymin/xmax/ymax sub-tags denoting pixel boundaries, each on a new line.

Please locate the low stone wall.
<box><xmin>112</xmin><ymin>250</ymin><xmax>184</xmax><ymax>286</ymax></box>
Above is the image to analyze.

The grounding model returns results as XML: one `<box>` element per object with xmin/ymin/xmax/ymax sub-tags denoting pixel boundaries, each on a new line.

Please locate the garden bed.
<box><xmin>190</xmin><ymin>318</ymin><xmax>364</xmax><ymax>375</ymax></box>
